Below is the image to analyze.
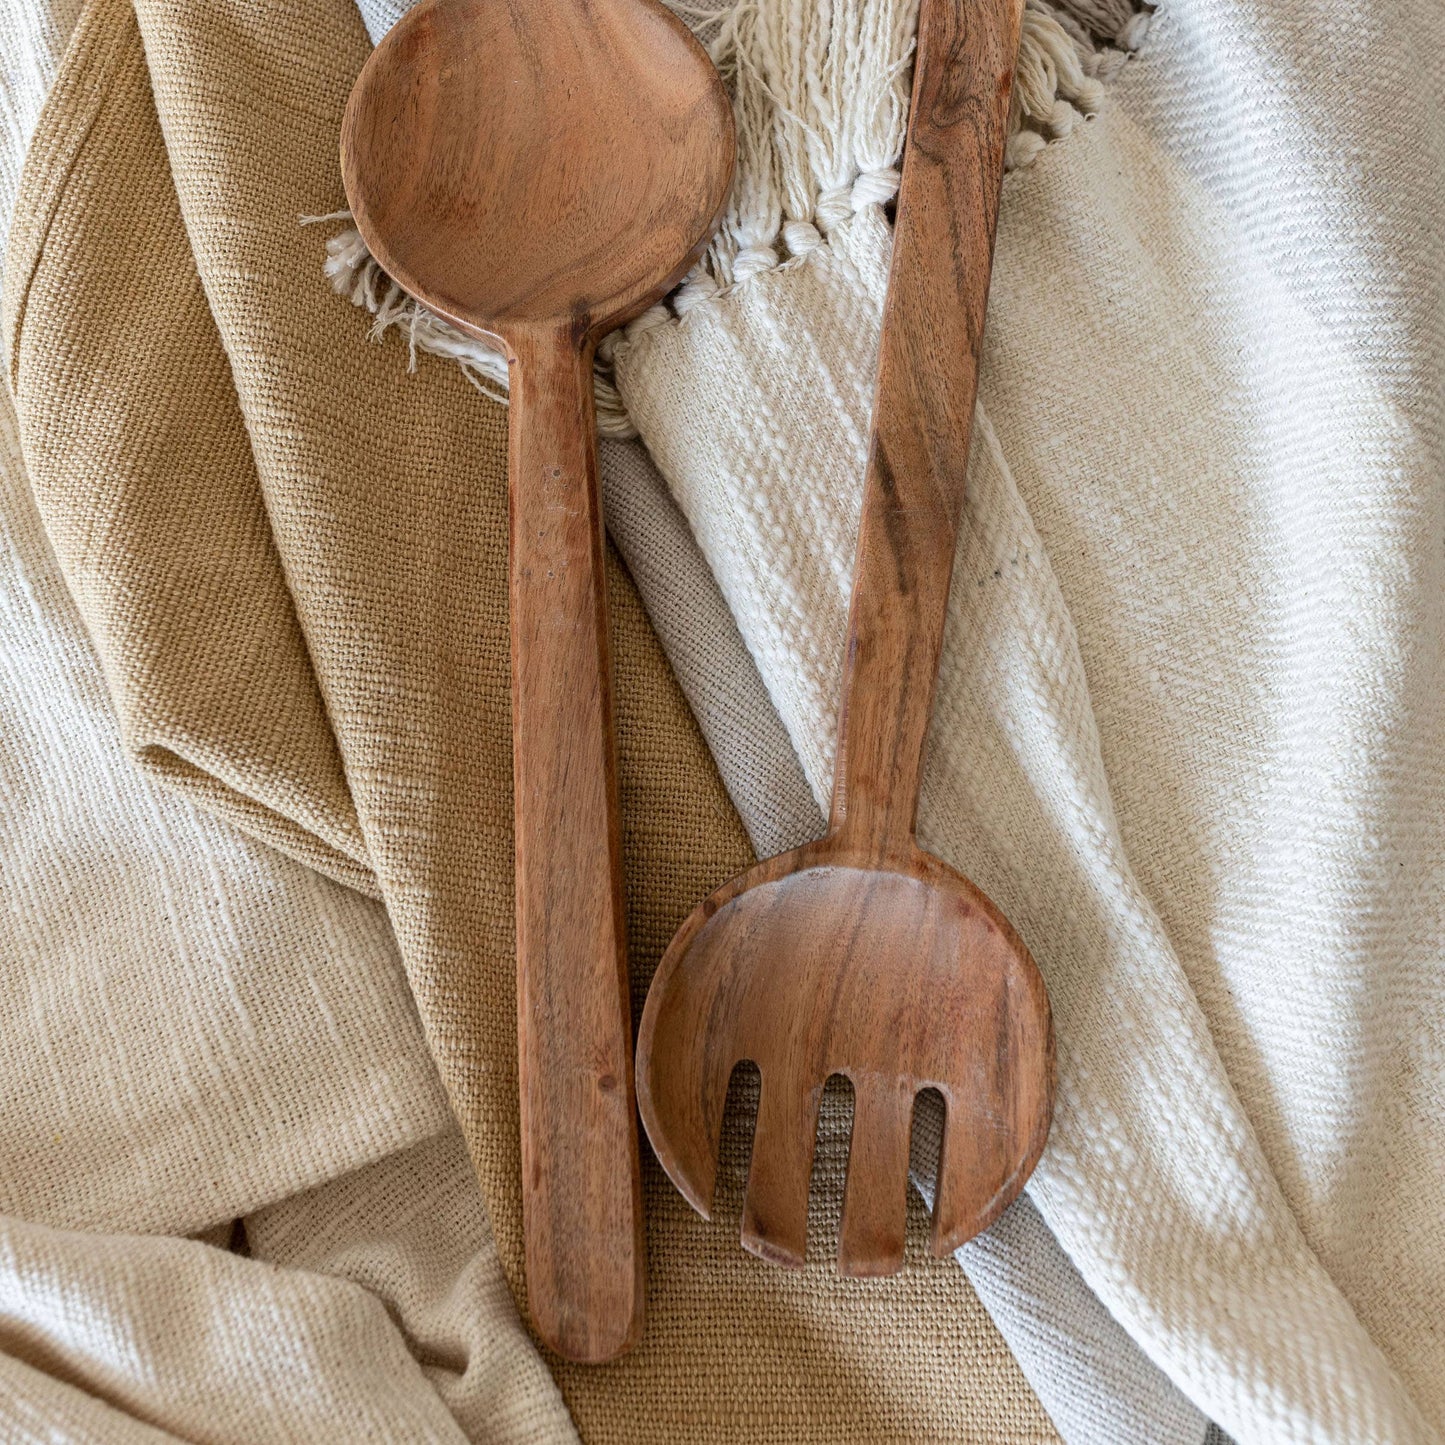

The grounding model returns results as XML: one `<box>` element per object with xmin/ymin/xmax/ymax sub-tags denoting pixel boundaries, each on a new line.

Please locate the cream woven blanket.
<box><xmin>610</xmin><ymin>2</ymin><xmax>1445</xmax><ymax>1440</ymax></box>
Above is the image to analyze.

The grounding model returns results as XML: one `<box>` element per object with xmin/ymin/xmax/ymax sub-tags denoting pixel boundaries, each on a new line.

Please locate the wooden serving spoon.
<box><xmin>635</xmin><ymin>0</ymin><xmax>1052</xmax><ymax>1276</ymax></box>
<box><xmin>341</xmin><ymin>0</ymin><xmax>734</xmax><ymax>1361</ymax></box>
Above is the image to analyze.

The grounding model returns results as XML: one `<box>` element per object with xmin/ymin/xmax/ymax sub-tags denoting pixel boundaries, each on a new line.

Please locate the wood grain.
<box><xmin>636</xmin><ymin>0</ymin><xmax>1053</xmax><ymax>1277</ymax></box>
<box><xmin>341</xmin><ymin>0</ymin><xmax>735</xmax><ymax>1361</ymax></box>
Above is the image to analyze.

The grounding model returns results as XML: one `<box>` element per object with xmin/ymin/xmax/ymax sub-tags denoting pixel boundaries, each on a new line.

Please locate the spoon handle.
<box><xmin>827</xmin><ymin>0</ymin><xmax>1023</xmax><ymax>857</ymax></box>
<box><xmin>507</xmin><ymin>323</ymin><xmax>645</xmax><ymax>1363</ymax></box>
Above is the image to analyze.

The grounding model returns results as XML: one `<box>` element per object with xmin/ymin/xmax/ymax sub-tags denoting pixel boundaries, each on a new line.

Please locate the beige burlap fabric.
<box><xmin>1</xmin><ymin>0</ymin><xmax>1055</xmax><ymax>1436</ymax></box>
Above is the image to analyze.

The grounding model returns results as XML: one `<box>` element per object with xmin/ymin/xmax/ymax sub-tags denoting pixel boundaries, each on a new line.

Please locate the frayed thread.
<box><xmin>1005</xmin><ymin>0</ymin><xmax>1153</xmax><ymax>167</ymax></box>
<box><xmin>303</xmin><ymin>213</ymin><xmax>637</xmax><ymax>438</ymax></box>
<box><xmin>315</xmin><ymin>0</ymin><xmax>1151</xmax><ymax>425</ymax></box>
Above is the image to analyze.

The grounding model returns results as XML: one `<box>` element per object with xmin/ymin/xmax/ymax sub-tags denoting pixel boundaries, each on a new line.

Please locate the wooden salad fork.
<box><xmin>341</xmin><ymin>0</ymin><xmax>734</xmax><ymax>1360</ymax></box>
<box><xmin>635</xmin><ymin>0</ymin><xmax>1053</xmax><ymax>1276</ymax></box>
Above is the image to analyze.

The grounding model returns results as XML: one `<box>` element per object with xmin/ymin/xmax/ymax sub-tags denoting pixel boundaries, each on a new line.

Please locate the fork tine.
<box><xmin>838</xmin><ymin>1077</ymin><xmax>913</xmax><ymax>1276</ymax></box>
<box><xmin>931</xmin><ymin>1094</ymin><xmax>1014</xmax><ymax>1254</ymax></box>
<box><xmin>740</xmin><ymin>1073</ymin><xmax>822</xmax><ymax>1267</ymax></box>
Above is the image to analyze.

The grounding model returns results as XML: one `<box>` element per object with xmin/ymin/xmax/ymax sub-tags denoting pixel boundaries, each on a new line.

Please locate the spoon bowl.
<box><xmin>343</xmin><ymin>0</ymin><xmax>735</xmax><ymax>339</ymax></box>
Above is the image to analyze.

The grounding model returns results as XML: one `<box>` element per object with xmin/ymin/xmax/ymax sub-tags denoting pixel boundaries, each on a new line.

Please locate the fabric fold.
<box><xmin>0</xmin><ymin>291</ymin><xmax>450</xmax><ymax>1242</ymax></box>
<box><xmin>0</xmin><ymin>1209</ymin><xmax>512</xmax><ymax>1443</ymax></box>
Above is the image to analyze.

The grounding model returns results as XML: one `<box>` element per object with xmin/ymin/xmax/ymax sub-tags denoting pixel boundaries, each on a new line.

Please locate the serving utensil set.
<box><xmin>343</xmin><ymin>0</ymin><xmax>1052</xmax><ymax>1361</ymax></box>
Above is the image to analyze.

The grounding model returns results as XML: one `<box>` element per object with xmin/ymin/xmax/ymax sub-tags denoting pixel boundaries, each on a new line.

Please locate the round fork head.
<box><xmin>636</xmin><ymin>843</ymin><xmax>1054</xmax><ymax>1274</ymax></box>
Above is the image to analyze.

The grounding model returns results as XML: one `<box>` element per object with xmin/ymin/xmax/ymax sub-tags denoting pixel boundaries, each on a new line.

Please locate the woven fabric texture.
<box><xmin>0</xmin><ymin>291</ymin><xmax>449</xmax><ymax>1240</ymax></box>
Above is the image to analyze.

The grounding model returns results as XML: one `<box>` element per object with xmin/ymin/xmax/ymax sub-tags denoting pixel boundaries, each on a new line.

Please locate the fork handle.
<box><xmin>827</xmin><ymin>0</ymin><xmax>1023</xmax><ymax>855</ymax></box>
<box><xmin>508</xmin><ymin>321</ymin><xmax>645</xmax><ymax>1363</ymax></box>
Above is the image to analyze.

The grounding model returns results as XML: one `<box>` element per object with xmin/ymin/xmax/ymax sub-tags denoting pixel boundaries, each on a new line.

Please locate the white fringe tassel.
<box><xmin>316</xmin><ymin>0</ymin><xmax>1152</xmax><ymax>431</ymax></box>
<box><xmin>303</xmin><ymin>211</ymin><xmax>637</xmax><ymax>437</ymax></box>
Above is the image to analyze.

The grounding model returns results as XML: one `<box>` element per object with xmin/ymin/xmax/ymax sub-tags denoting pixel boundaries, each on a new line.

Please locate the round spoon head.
<box><xmin>340</xmin><ymin>0</ymin><xmax>735</xmax><ymax>344</ymax></box>
<box><xmin>636</xmin><ymin>843</ymin><xmax>1054</xmax><ymax>1274</ymax></box>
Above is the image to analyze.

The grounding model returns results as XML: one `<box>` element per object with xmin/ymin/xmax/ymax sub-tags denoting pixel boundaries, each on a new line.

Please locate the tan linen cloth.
<box><xmin>1</xmin><ymin>0</ymin><xmax>1056</xmax><ymax>1438</ymax></box>
<box><xmin>0</xmin><ymin>372</ymin><xmax>571</xmax><ymax>1442</ymax></box>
